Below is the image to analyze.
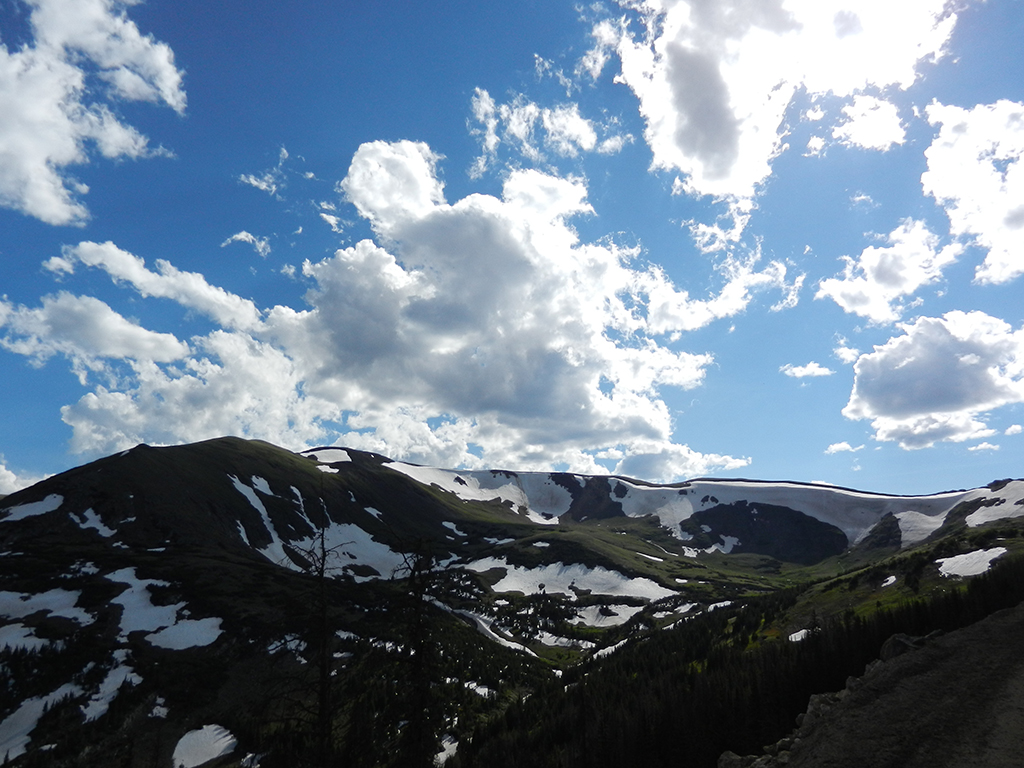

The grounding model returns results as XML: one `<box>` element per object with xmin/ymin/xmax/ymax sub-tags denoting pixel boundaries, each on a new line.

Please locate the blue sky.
<box><xmin>1</xmin><ymin>0</ymin><xmax>1023</xmax><ymax>495</ymax></box>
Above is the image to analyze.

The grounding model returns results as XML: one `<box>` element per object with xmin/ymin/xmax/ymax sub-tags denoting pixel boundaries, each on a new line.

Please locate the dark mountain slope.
<box><xmin>0</xmin><ymin>437</ymin><xmax>1022</xmax><ymax>766</ymax></box>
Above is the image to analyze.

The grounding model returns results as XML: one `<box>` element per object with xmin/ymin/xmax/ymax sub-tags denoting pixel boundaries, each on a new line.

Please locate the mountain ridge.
<box><xmin>2</xmin><ymin>436</ymin><xmax>1023</xmax><ymax>767</ymax></box>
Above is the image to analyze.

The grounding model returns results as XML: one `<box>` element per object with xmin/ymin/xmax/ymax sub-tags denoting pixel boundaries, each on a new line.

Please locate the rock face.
<box><xmin>720</xmin><ymin>601</ymin><xmax>1024</xmax><ymax>768</ymax></box>
<box><xmin>680</xmin><ymin>501</ymin><xmax>849</xmax><ymax>565</ymax></box>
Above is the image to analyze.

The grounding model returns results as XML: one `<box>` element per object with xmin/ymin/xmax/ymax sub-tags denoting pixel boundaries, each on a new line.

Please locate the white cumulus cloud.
<box><xmin>0</xmin><ymin>291</ymin><xmax>189</xmax><ymax>382</ymax></box>
<box><xmin>469</xmin><ymin>89</ymin><xmax>631</xmax><ymax>177</ymax></box>
<box><xmin>781</xmin><ymin>362</ymin><xmax>834</xmax><ymax>378</ymax></box>
<box><xmin>816</xmin><ymin>218</ymin><xmax>962</xmax><ymax>324</ymax></box>
<box><xmin>967</xmin><ymin>442</ymin><xmax>999</xmax><ymax>452</ymax></box>
<box><xmin>923</xmin><ymin>100</ymin><xmax>1024</xmax><ymax>285</ymax></box>
<box><xmin>5</xmin><ymin>141</ymin><xmax>814</xmax><ymax>481</ymax></box>
<box><xmin>843</xmin><ymin>311</ymin><xmax>1024</xmax><ymax>448</ymax></box>
<box><xmin>45</xmin><ymin>241</ymin><xmax>263</xmax><ymax>331</ymax></box>
<box><xmin>831</xmin><ymin>95</ymin><xmax>905</xmax><ymax>151</ymax></box>
<box><xmin>0</xmin><ymin>0</ymin><xmax>185</xmax><ymax>225</ymax></box>
<box><xmin>221</xmin><ymin>231</ymin><xmax>271</xmax><ymax>258</ymax></box>
<box><xmin>593</xmin><ymin>0</ymin><xmax>958</xmax><ymax>244</ymax></box>
<box><xmin>825</xmin><ymin>442</ymin><xmax>863</xmax><ymax>454</ymax></box>
<box><xmin>0</xmin><ymin>460</ymin><xmax>46</xmax><ymax>495</ymax></box>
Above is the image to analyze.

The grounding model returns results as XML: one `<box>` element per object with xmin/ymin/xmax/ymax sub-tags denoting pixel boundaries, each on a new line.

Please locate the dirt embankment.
<box><xmin>722</xmin><ymin>600</ymin><xmax>1024</xmax><ymax>768</ymax></box>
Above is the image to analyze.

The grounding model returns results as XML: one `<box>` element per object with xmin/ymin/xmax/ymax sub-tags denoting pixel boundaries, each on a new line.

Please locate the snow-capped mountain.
<box><xmin>1</xmin><ymin>437</ymin><xmax>1021</xmax><ymax>767</ymax></box>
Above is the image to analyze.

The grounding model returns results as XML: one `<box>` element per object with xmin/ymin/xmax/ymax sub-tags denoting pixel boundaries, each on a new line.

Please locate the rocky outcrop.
<box><xmin>719</xmin><ymin>603</ymin><xmax>1024</xmax><ymax>768</ymax></box>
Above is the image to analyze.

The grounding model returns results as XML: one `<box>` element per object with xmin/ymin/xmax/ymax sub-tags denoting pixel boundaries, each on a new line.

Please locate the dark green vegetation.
<box><xmin>454</xmin><ymin>553</ymin><xmax>1024</xmax><ymax>768</ymax></box>
<box><xmin>0</xmin><ymin>438</ymin><xmax>1022</xmax><ymax>767</ymax></box>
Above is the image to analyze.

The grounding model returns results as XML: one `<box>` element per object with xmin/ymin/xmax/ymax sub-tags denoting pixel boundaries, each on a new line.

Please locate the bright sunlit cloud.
<box><xmin>0</xmin><ymin>0</ymin><xmax>184</xmax><ymax>224</ymax></box>
<box><xmin>1</xmin><ymin>0</ymin><xmax>1022</xmax><ymax>494</ymax></box>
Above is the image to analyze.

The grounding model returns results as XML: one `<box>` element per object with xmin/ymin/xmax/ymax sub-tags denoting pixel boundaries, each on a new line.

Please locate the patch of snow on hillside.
<box><xmin>637</xmin><ymin>552</ymin><xmax>663</xmax><ymax>562</ymax></box>
<box><xmin>451</xmin><ymin>608</ymin><xmax>537</xmax><ymax>656</ymax></box>
<box><xmin>229</xmin><ymin>475</ymin><xmax>291</xmax><ymax>565</ymax></box>
<box><xmin>0</xmin><ymin>682</ymin><xmax>81</xmax><ymax>759</ymax></box>
<box><xmin>442</xmin><ymin>521</ymin><xmax>466</xmax><ymax>537</ymax></box>
<box><xmin>965</xmin><ymin>482</ymin><xmax>1024</xmax><ymax>526</ymax></box>
<box><xmin>384</xmin><ymin>464</ymin><xmax>572</xmax><ymax>523</ymax></box>
<box><xmin>536</xmin><ymin>631</ymin><xmax>595</xmax><ymax>649</ymax></box>
<box><xmin>172</xmin><ymin>725</ymin><xmax>237</xmax><ymax>768</ymax></box>
<box><xmin>466</xmin><ymin>557</ymin><xmax>675</xmax><ymax>600</ymax></box>
<box><xmin>894</xmin><ymin>510</ymin><xmax>947</xmax><ymax>546</ymax></box>
<box><xmin>306</xmin><ymin>448</ymin><xmax>351</xmax><ymax>463</ymax></box>
<box><xmin>146</xmin><ymin>617</ymin><xmax>223</xmax><ymax>649</ymax></box>
<box><xmin>881</xmin><ymin>576</ymin><xmax>897</xmax><ymax>587</ymax></box>
<box><xmin>0</xmin><ymin>623</ymin><xmax>49</xmax><ymax>651</ymax></box>
<box><xmin>0</xmin><ymin>494</ymin><xmax>63</xmax><ymax>523</ymax></box>
<box><xmin>572</xmin><ymin>604</ymin><xmax>644</xmax><ymax>627</ymax></box>
<box><xmin>626</xmin><ymin>479</ymin><xmax>983</xmax><ymax>546</ymax></box>
<box><xmin>936</xmin><ymin>547</ymin><xmax>1008</xmax><ymax>578</ymax></box>
<box><xmin>593</xmin><ymin>638</ymin><xmax>629</xmax><ymax>659</ymax></box>
<box><xmin>0</xmin><ymin>588</ymin><xmax>94</xmax><ymax>625</ymax></box>
<box><xmin>291</xmin><ymin>523</ymin><xmax>407</xmax><ymax>581</ymax></box>
<box><xmin>484</xmin><ymin>537</ymin><xmax>514</xmax><ymax>545</ymax></box>
<box><xmin>251</xmin><ymin>475</ymin><xmax>273</xmax><ymax>495</ymax></box>
<box><xmin>107</xmin><ymin>568</ymin><xmax>185</xmax><ymax>639</ymax></box>
<box><xmin>789</xmin><ymin>629</ymin><xmax>809</xmax><ymax>642</ymax></box>
<box><xmin>74</xmin><ymin>508</ymin><xmax>116</xmax><ymax>537</ymax></box>
<box><xmin>709</xmin><ymin>535</ymin><xmax>740</xmax><ymax>554</ymax></box>
<box><xmin>512</xmin><ymin>474</ymin><xmax>575</xmax><ymax>520</ymax></box>
<box><xmin>437</xmin><ymin>735</ymin><xmax>459</xmax><ymax>765</ymax></box>
<box><xmin>317</xmin><ymin>465</ymin><xmax>339</xmax><ymax>474</ymax></box>
<box><xmin>614</xmin><ymin>482</ymin><xmax>694</xmax><ymax>537</ymax></box>
<box><xmin>81</xmin><ymin>651</ymin><xmax>141</xmax><ymax>721</ymax></box>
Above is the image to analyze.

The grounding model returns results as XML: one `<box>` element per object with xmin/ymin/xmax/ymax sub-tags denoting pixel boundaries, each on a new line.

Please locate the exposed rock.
<box><xmin>721</xmin><ymin>602</ymin><xmax>1024</xmax><ymax>768</ymax></box>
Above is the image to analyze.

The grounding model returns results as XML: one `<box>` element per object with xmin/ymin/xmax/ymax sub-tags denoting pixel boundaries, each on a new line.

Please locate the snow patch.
<box><xmin>788</xmin><ymin>629</ymin><xmax>810</xmax><ymax>642</ymax></box>
<box><xmin>0</xmin><ymin>588</ymin><xmax>94</xmax><ymax>625</ymax></box>
<box><xmin>305</xmin><ymin>447</ymin><xmax>351</xmax><ymax>463</ymax></box>
<box><xmin>172</xmin><ymin>725</ymin><xmax>237</xmax><ymax>768</ymax></box>
<box><xmin>966</xmin><ymin>483</ymin><xmax>1024</xmax><ymax>526</ymax></box>
<box><xmin>106</xmin><ymin>569</ymin><xmax>224</xmax><ymax>647</ymax></box>
<box><xmin>709</xmin><ymin>535</ymin><xmax>740</xmax><ymax>554</ymax></box>
<box><xmin>107</xmin><ymin>568</ymin><xmax>181</xmax><ymax>636</ymax></box>
<box><xmin>442</xmin><ymin>521</ymin><xmax>467</xmax><ymax>537</ymax></box>
<box><xmin>0</xmin><ymin>623</ymin><xmax>49</xmax><ymax>651</ymax></box>
<box><xmin>592</xmin><ymin>638</ymin><xmax>629</xmax><ymax>660</ymax></box>
<box><xmin>0</xmin><ymin>682</ymin><xmax>81</xmax><ymax>759</ymax></box>
<box><xmin>383</xmin><ymin>463</ymin><xmax>572</xmax><ymax>523</ymax></box>
<box><xmin>436</xmin><ymin>734</ymin><xmax>459</xmax><ymax>765</ymax></box>
<box><xmin>484</xmin><ymin>536</ymin><xmax>514</xmax><ymax>545</ymax></box>
<box><xmin>451</xmin><ymin>608</ymin><xmax>536</xmax><ymax>656</ymax></box>
<box><xmin>0</xmin><ymin>494</ymin><xmax>63</xmax><ymax>523</ymax></box>
<box><xmin>936</xmin><ymin>547</ymin><xmax>1008</xmax><ymax>578</ymax></box>
<box><xmin>290</xmin><ymin>522</ymin><xmax>407</xmax><ymax>582</ymax></box>
<box><xmin>74</xmin><ymin>508</ymin><xmax>116</xmax><ymax>537</ymax></box>
<box><xmin>80</xmin><ymin>651</ymin><xmax>141</xmax><ymax>721</ymax></box>
<box><xmin>146</xmin><ymin>617</ymin><xmax>223</xmax><ymax>649</ymax></box>
<box><xmin>894</xmin><ymin>510</ymin><xmax>947</xmax><ymax>546</ymax></box>
<box><xmin>229</xmin><ymin>474</ymin><xmax>291</xmax><ymax>565</ymax></box>
<box><xmin>571</xmin><ymin>604</ymin><xmax>644</xmax><ymax>627</ymax></box>
<box><xmin>465</xmin><ymin>557</ymin><xmax>675</xmax><ymax>600</ymax></box>
<box><xmin>881</xmin><ymin>575</ymin><xmax>897</xmax><ymax>587</ymax></box>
